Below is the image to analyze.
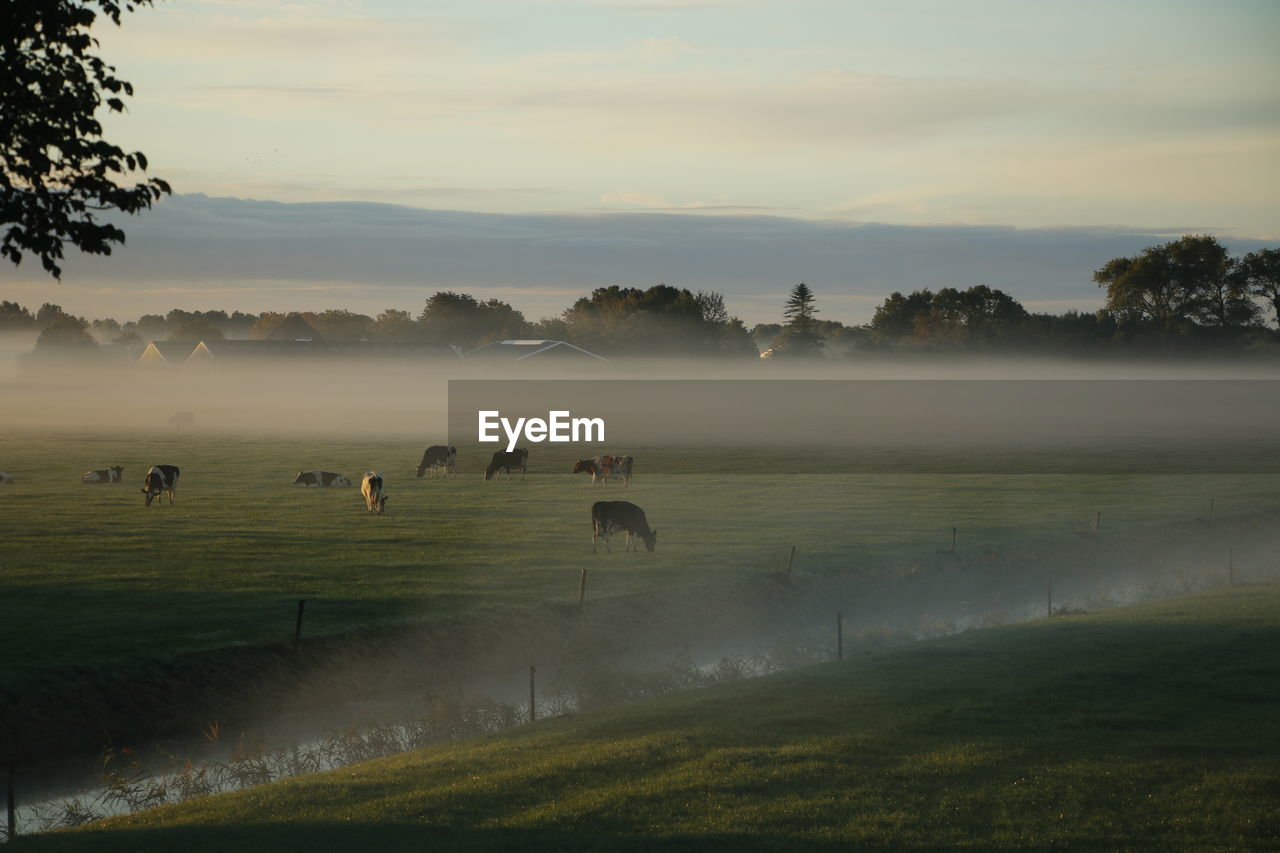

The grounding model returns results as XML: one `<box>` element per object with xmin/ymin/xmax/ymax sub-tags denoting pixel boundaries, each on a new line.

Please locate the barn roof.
<box><xmin>462</xmin><ymin>340</ymin><xmax>608</xmax><ymax>362</ymax></box>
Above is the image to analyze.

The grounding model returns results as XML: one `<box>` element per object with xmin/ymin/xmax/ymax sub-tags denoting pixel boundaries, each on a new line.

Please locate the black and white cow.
<box><xmin>416</xmin><ymin>445</ymin><xmax>457</xmax><ymax>479</ymax></box>
<box><xmin>82</xmin><ymin>465</ymin><xmax>125</xmax><ymax>484</ymax></box>
<box><xmin>484</xmin><ymin>448</ymin><xmax>528</xmax><ymax>481</ymax></box>
<box><xmin>0</xmin><ymin>472</ymin><xmax>13</xmax><ymax>484</ymax></box>
<box><xmin>591</xmin><ymin>500</ymin><xmax>657</xmax><ymax>553</ymax></box>
<box><xmin>141</xmin><ymin>465</ymin><xmax>180</xmax><ymax>506</ymax></box>
<box><xmin>361</xmin><ymin>472</ymin><xmax>387</xmax><ymax>514</ymax></box>
<box><xmin>293</xmin><ymin>471</ymin><xmax>351</xmax><ymax>487</ymax></box>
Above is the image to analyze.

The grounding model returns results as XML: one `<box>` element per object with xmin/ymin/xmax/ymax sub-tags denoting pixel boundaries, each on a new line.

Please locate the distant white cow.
<box><xmin>0</xmin><ymin>472</ymin><xmax>13</xmax><ymax>484</ymax></box>
<box><xmin>82</xmin><ymin>465</ymin><xmax>125</xmax><ymax>484</ymax></box>
<box><xmin>416</xmin><ymin>445</ymin><xmax>457</xmax><ymax>479</ymax></box>
<box><xmin>293</xmin><ymin>471</ymin><xmax>351</xmax><ymax>487</ymax></box>
<box><xmin>361</xmin><ymin>472</ymin><xmax>387</xmax><ymax>514</ymax></box>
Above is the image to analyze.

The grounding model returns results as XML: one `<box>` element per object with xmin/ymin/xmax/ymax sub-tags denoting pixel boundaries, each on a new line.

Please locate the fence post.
<box><xmin>785</xmin><ymin>545</ymin><xmax>796</xmax><ymax>578</ymax></box>
<box><xmin>951</xmin><ymin>527</ymin><xmax>957</xmax><ymax>554</ymax></box>
<box><xmin>293</xmin><ymin>599</ymin><xmax>307</xmax><ymax>651</ymax></box>
<box><xmin>1208</xmin><ymin>497</ymin><xmax>1215</xmax><ymax>525</ymax></box>
<box><xmin>529</xmin><ymin>666</ymin><xmax>536</xmax><ymax>723</ymax></box>
<box><xmin>578</xmin><ymin>569</ymin><xmax>588</xmax><ymax>605</ymax></box>
<box><xmin>1094</xmin><ymin>510</ymin><xmax>1101</xmax><ymax>531</ymax></box>
<box><xmin>6</xmin><ymin>766</ymin><xmax>15</xmax><ymax>842</ymax></box>
<box><xmin>837</xmin><ymin>613</ymin><xmax>844</xmax><ymax>661</ymax></box>
<box><xmin>1047</xmin><ymin>577</ymin><xmax>1053</xmax><ymax>618</ymax></box>
<box><xmin>1228</xmin><ymin>549</ymin><xmax>1234</xmax><ymax>587</ymax></box>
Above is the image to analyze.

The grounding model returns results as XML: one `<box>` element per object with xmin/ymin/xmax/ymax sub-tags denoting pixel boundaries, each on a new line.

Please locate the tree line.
<box><xmin>6</xmin><ymin>235</ymin><xmax>1279</xmax><ymax>359</ymax></box>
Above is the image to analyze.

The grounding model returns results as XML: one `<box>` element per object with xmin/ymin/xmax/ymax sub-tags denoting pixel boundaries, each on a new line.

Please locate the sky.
<box><xmin>4</xmin><ymin>0</ymin><xmax>1279</xmax><ymax>326</ymax></box>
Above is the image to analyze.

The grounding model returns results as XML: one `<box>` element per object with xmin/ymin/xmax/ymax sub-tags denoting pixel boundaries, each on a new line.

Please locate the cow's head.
<box><xmin>142</xmin><ymin>477</ymin><xmax>161</xmax><ymax>506</ymax></box>
<box><xmin>292</xmin><ymin>472</ymin><xmax>307</xmax><ymax>484</ymax></box>
<box><xmin>416</xmin><ymin>465</ymin><xmax>427</xmax><ymax>478</ymax></box>
<box><xmin>573</xmin><ymin>459</ymin><xmax>594</xmax><ymax>474</ymax></box>
<box><xmin>640</xmin><ymin>529</ymin><xmax>657</xmax><ymax>552</ymax></box>
<box><xmin>375</xmin><ymin>495</ymin><xmax>388</xmax><ymax>514</ymax></box>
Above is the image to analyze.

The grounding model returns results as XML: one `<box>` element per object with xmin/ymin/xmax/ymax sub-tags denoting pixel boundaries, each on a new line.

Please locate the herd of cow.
<box><xmin>8</xmin><ymin>445</ymin><xmax>657</xmax><ymax>552</ymax></box>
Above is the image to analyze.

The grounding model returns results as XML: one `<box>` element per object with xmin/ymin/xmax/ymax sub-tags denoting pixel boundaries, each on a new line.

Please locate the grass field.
<box><xmin>17</xmin><ymin>583</ymin><xmax>1280</xmax><ymax>851</ymax></box>
<box><xmin>4</xmin><ymin>426</ymin><xmax>1279</xmax><ymax>765</ymax></box>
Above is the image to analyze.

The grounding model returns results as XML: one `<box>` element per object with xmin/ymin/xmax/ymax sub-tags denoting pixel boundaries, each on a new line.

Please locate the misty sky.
<box><xmin>3</xmin><ymin>0</ymin><xmax>1278</xmax><ymax>326</ymax></box>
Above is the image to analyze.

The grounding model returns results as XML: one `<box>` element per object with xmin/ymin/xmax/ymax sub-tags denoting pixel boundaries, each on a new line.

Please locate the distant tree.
<box><xmin>750</xmin><ymin>322</ymin><xmax>783</xmax><ymax>352</ymax></box>
<box><xmin>369</xmin><ymin>308</ymin><xmax>415</xmax><ymax>341</ymax></box>
<box><xmin>418</xmin><ymin>291</ymin><xmax>527</xmax><ymax>350</ymax></box>
<box><xmin>2</xmin><ymin>0</ymin><xmax>171</xmax><ymax>278</ymax></box>
<box><xmin>1094</xmin><ymin>235</ymin><xmax>1254</xmax><ymax>332</ymax></box>
<box><xmin>773</xmin><ymin>282</ymin><xmax>823</xmax><ymax>357</ymax></box>
<box><xmin>0</xmin><ymin>300</ymin><xmax>37</xmax><ymax>329</ymax></box>
<box><xmin>167</xmin><ymin>315</ymin><xmax>223</xmax><ymax>341</ymax></box>
<box><xmin>870</xmin><ymin>289</ymin><xmax>934</xmax><ymax>340</ymax></box>
<box><xmin>561</xmin><ymin>284</ymin><xmax>751</xmax><ymax>356</ymax></box>
<box><xmin>34</xmin><ymin>309</ymin><xmax>95</xmax><ymax>348</ymax></box>
<box><xmin>306</xmin><ymin>309</ymin><xmax>373</xmax><ymax>340</ymax></box>
<box><xmin>247</xmin><ymin>312</ymin><xmax>285</xmax><ymax>340</ymax></box>
<box><xmin>36</xmin><ymin>302</ymin><xmax>65</xmax><ymax>325</ymax></box>
<box><xmin>131</xmin><ymin>313</ymin><xmax>168</xmax><ymax>341</ymax></box>
<box><xmin>89</xmin><ymin>316</ymin><xmax>120</xmax><ymax>342</ymax></box>
<box><xmin>1237</xmin><ymin>248</ymin><xmax>1280</xmax><ymax>329</ymax></box>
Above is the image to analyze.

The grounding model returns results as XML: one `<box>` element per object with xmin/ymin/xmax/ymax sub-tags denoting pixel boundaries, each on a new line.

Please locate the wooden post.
<box><xmin>529</xmin><ymin>665</ymin><xmax>536</xmax><ymax>723</ymax></box>
<box><xmin>951</xmin><ymin>527</ymin><xmax>957</xmax><ymax>554</ymax></box>
<box><xmin>836</xmin><ymin>613</ymin><xmax>844</xmax><ymax>661</ymax></box>
<box><xmin>293</xmin><ymin>599</ymin><xmax>307</xmax><ymax>650</ymax></box>
<box><xmin>1047</xmin><ymin>577</ymin><xmax>1053</xmax><ymax>618</ymax></box>
<box><xmin>578</xmin><ymin>569</ymin><xmax>588</xmax><ymax>605</ymax></box>
<box><xmin>785</xmin><ymin>545</ymin><xmax>796</xmax><ymax>578</ymax></box>
<box><xmin>6</xmin><ymin>766</ymin><xmax>15</xmax><ymax>842</ymax></box>
<box><xmin>1228</xmin><ymin>549</ymin><xmax>1234</xmax><ymax>587</ymax></box>
<box><xmin>1208</xmin><ymin>498</ymin><xmax>1215</xmax><ymax>525</ymax></box>
<box><xmin>1094</xmin><ymin>510</ymin><xmax>1101</xmax><ymax>531</ymax></box>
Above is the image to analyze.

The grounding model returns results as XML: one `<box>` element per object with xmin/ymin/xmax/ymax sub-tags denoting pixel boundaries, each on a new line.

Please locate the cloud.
<box><xmin>6</xmin><ymin>195</ymin><xmax>1274</xmax><ymax>326</ymax></box>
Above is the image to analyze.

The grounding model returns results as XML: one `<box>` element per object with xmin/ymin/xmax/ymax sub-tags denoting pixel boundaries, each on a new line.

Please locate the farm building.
<box><xmin>463</xmin><ymin>340</ymin><xmax>608</xmax><ymax>362</ymax></box>
<box><xmin>135</xmin><ymin>339</ymin><xmax>462</xmax><ymax>370</ymax></box>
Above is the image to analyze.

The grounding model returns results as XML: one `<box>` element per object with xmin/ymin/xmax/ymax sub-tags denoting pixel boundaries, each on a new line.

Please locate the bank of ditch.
<box><xmin>4</xmin><ymin>506</ymin><xmax>1278</xmax><ymax>817</ymax></box>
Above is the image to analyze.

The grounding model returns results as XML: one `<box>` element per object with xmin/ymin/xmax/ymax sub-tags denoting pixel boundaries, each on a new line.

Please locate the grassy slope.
<box><xmin>23</xmin><ymin>584</ymin><xmax>1280</xmax><ymax>852</ymax></box>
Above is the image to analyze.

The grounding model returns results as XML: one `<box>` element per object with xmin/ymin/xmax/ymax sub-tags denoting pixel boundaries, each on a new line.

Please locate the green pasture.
<box><xmin>2</xmin><ymin>428</ymin><xmax>1279</xmax><ymax>682</ymax></box>
<box><xmin>23</xmin><ymin>583</ymin><xmax>1280</xmax><ymax>851</ymax></box>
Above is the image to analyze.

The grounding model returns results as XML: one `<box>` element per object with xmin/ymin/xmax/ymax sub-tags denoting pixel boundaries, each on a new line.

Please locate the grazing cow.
<box><xmin>168</xmin><ymin>412</ymin><xmax>195</xmax><ymax>430</ymax></box>
<box><xmin>573</xmin><ymin>455</ymin><xmax>634</xmax><ymax>486</ymax></box>
<box><xmin>82</xmin><ymin>465</ymin><xmax>125</xmax><ymax>484</ymax></box>
<box><xmin>416</xmin><ymin>445</ymin><xmax>457</xmax><ymax>479</ymax></box>
<box><xmin>293</xmin><ymin>471</ymin><xmax>351</xmax><ymax>488</ymax></box>
<box><xmin>591</xmin><ymin>500</ymin><xmax>657</xmax><ymax>553</ymax></box>
<box><xmin>0</xmin><ymin>472</ymin><xmax>13</xmax><ymax>484</ymax></box>
<box><xmin>141</xmin><ymin>465</ymin><xmax>180</xmax><ymax>506</ymax></box>
<box><xmin>361</xmin><ymin>472</ymin><xmax>388</xmax><ymax>514</ymax></box>
<box><xmin>484</xmin><ymin>448</ymin><xmax>528</xmax><ymax>481</ymax></box>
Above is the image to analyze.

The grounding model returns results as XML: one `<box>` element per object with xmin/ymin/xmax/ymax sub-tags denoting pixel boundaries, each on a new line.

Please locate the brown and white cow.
<box><xmin>82</xmin><ymin>465</ymin><xmax>125</xmax><ymax>484</ymax></box>
<box><xmin>361</xmin><ymin>472</ymin><xmax>388</xmax><ymax>514</ymax></box>
<box><xmin>591</xmin><ymin>500</ymin><xmax>657</xmax><ymax>553</ymax></box>
<box><xmin>293</xmin><ymin>471</ymin><xmax>351</xmax><ymax>487</ymax></box>
<box><xmin>484</xmin><ymin>448</ymin><xmax>528</xmax><ymax>481</ymax></box>
<box><xmin>574</xmin><ymin>455</ymin><xmax>633</xmax><ymax>486</ymax></box>
<box><xmin>416</xmin><ymin>445</ymin><xmax>457</xmax><ymax>479</ymax></box>
<box><xmin>141</xmin><ymin>465</ymin><xmax>180</xmax><ymax>506</ymax></box>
